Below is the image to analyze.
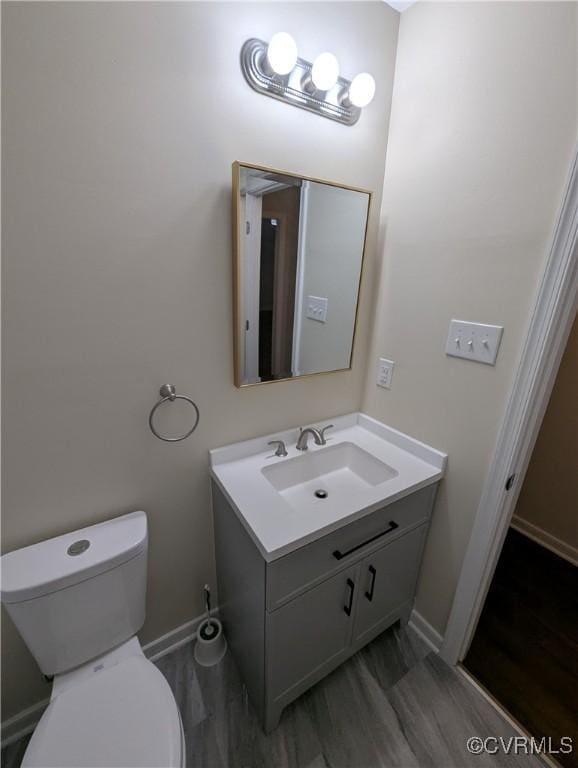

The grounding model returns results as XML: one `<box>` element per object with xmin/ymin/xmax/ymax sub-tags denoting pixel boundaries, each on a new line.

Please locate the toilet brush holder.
<box><xmin>194</xmin><ymin>617</ymin><xmax>227</xmax><ymax>667</ymax></box>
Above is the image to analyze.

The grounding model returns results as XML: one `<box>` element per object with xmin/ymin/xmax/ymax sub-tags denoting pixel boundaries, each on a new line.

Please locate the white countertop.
<box><xmin>209</xmin><ymin>412</ymin><xmax>447</xmax><ymax>562</ymax></box>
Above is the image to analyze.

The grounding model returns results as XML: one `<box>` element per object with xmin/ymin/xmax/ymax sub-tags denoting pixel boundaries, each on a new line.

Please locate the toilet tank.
<box><xmin>0</xmin><ymin>511</ymin><xmax>148</xmax><ymax>675</ymax></box>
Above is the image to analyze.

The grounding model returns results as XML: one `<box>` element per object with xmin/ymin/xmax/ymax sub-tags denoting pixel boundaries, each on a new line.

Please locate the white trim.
<box><xmin>142</xmin><ymin>608</ymin><xmax>218</xmax><ymax>662</ymax></box>
<box><xmin>408</xmin><ymin>608</ymin><xmax>443</xmax><ymax>653</ymax></box>
<box><xmin>0</xmin><ymin>699</ymin><xmax>50</xmax><ymax>749</ymax></box>
<box><xmin>456</xmin><ymin>666</ymin><xmax>562</xmax><ymax>768</ymax></box>
<box><xmin>242</xmin><ymin>192</ymin><xmax>262</xmax><ymax>384</ymax></box>
<box><xmin>511</xmin><ymin>517</ymin><xmax>578</xmax><ymax>567</ymax></box>
<box><xmin>0</xmin><ymin>609</ymin><xmax>217</xmax><ymax>748</ymax></box>
<box><xmin>291</xmin><ymin>180</ymin><xmax>309</xmax><ymax>376</ymax></box>
<box><xmin>440</xmin><ymin>144</ymin><xmax>578</xmax><ymax>666</ymax></box>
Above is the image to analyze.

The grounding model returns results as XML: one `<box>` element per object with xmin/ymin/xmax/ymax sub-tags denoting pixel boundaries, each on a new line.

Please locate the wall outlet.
<box><xmin>377</xmin><ymin>357</ymin><xmax>395</xmax><ymax>389</ymax></box>
<box><xmin>306</xmin><ymin>295</ymin><xmax>328</xmax><ymax>323</ymax></box>
<box><xmin>445</xmin><ymin>319</ymin><xmax>504</xmax><ymax>365</ymax></box>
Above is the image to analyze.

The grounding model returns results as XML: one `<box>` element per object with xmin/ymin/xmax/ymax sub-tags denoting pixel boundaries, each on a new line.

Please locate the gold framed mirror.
<box><xmin>232</xmin><ymin>162</ymin><xmax>371</xmax><ymax>388</ymax></box>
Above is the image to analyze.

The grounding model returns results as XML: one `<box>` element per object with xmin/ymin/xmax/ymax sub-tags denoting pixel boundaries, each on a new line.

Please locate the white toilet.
<box><xmin>0</xmin><ymin>511</ymin><xmax>185</xmax><ymax>768</ymax></box>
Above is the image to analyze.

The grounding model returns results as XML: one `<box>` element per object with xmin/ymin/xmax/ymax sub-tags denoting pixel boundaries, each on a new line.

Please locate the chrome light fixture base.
<box><xmin>240</xmin><ymin>39</ymin><xmax>361</xmax><ymax>127</ymax></box>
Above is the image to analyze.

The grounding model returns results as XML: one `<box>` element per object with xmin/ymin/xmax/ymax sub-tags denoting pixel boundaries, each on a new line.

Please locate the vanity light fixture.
<box><xmin>240</xmin><ymin>34</ymin><xmax>375</xmax><ymax>126</ymax></box>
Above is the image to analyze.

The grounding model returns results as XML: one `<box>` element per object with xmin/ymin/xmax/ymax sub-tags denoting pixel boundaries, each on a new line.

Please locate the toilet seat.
<box><xmin>22</xmin><ymin>655</ymin><xmax>184</xmax><ymax>768</ymax></box>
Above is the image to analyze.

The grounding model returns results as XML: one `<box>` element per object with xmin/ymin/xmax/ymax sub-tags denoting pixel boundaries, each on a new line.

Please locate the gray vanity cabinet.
<box><xmin>212</xmin><ymin>479</ymin><xmax>438</xmax><ymax>733</ymax></box>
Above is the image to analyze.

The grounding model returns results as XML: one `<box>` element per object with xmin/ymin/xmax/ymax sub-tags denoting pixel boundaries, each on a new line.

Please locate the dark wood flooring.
<box><xmin>464</xmin><ymin>528</ymin><xmax>578</xmax><ymax>768</ymax></box>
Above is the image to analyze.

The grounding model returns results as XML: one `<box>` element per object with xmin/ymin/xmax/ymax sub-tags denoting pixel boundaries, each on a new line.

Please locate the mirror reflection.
<box><xmin>234</xmin><ymin>163</ymin><xmax>370</xmax><ymax>386</ymax></box>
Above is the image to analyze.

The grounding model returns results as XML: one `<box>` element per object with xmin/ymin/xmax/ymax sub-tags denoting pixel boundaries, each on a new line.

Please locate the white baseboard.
<box><xmin>408</xmin><ymin>608</ymin><xmax>444</xmax><ymax>653</ymax></box>
<box><xmin>457</xmin><ymin>667</ymin><xmax>561</xmax><ymax>768</ymax></box>
<box><xmin>511</xmin><ymin>516</ymin><xmax>578</xmax><ymax>567</ymax></box>
<box><xmin>1</xmin><ymin>609</ymin><xmax>217</xmax><ymax>748</ymax></box>
<box><xmin>0</xmin><ymin>699</ymin><xmax>51</xmax><ymax>749</ymax></box>
<box><xmin>142</xmin><ymin>608</ymin><xmax>218</xmax><ymax>662</ymax></box>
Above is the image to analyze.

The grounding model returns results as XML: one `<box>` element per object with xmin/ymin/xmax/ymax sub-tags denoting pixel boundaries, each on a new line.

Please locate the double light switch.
<box><xmin>306</xmin><ymin>295</ymin><xmax>328</xmax><ymax>323</ymax></box>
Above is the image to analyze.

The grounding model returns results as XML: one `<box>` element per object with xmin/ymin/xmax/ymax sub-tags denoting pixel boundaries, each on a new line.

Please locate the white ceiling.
<box><xmin>383</xmin><ymin>1</ymin><xmax>416</xmax><ymax>12</ymax></box>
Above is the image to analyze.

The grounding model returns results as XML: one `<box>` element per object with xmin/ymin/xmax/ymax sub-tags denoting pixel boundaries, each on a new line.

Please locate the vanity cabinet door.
<box><xmin>266</xmin><ymin>565</ymin><xmax>358</xmax><ymax>703</ymax></box>
<box><xmin>351</xmin><ymin>525</ymin><xmax>427</xmax><ymax>648</ymax></box>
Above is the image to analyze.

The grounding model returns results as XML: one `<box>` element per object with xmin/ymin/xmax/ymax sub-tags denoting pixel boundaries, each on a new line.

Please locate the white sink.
<box><xmin>262</xmin><ymin>441</ymin><xmax>398</xmax><ymax>513</ymax></box>
<box><xmin>210</xmin><ymin>412</ymin><xmax>447</xmax><ymax>561</ymax></box>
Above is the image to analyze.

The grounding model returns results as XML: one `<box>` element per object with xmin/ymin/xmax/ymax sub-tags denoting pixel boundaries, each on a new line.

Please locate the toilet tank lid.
<box><xmin>0</xmin><ymin>511</ymin><xmax>147</xmax><ymax>604</ymax></box>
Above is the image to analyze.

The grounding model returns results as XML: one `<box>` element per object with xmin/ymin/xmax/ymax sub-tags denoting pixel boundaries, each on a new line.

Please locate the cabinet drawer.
<box><xmin>266</xmin><ymin>484</ymin><xmax>436</xmax><ymax>611</ymax></box>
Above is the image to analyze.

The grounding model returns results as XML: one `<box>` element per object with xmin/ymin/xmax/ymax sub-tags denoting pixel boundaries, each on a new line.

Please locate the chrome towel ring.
<box><xmin>149</xmin><ymin>384</ymin><xmax>200</xmax><ymax>442</ymax></box>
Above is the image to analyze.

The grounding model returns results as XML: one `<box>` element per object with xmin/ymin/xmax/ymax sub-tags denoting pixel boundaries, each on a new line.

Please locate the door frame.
<box><xmin>291</xmin><ymin>181</ymin><xmax>310</xmax><ymax>377</ymax></box>
<box><xmin>242</xmin><ymin>192</ymin><xmax>262</xmax><ymax>383</ymax></box>
<box><xmin>440</xmin><ymin>145</ymin><xmax>578</xmax><ymax>665</ymax></box>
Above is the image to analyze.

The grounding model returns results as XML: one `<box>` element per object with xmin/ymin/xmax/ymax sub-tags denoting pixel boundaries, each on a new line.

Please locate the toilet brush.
<box><xmin>201</xmin><ymin>584</ymin><xmax>217</xmax><ymax>639</ymax></box>
<box><xmin>194</xmin><ymin>583</ymin><xmax>227</xmax><ymax>666</ymax></box>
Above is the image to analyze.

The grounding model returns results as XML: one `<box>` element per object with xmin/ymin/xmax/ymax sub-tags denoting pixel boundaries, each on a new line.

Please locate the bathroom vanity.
<box><xmin>210</xmin><ymin>413</ymin><xmax>446</xmax><ymax>731</ymax></box>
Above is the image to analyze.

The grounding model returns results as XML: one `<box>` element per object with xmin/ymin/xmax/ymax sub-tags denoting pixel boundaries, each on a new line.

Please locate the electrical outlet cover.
<box><xmin>377</xmin><ymin>357</ymin><xmax>394</xmax><ymax>389</ymax></box>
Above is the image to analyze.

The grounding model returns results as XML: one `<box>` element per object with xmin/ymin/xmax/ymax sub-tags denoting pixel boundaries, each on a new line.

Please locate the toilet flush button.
<box><xmin>67</xmin><ymin>539</ymin><xmax>90</xmax><ymax>556</ymax></box>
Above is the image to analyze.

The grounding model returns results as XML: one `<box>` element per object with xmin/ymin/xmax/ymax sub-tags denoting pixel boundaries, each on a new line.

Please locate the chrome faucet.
<box><xmin>296</xmin><ymin>424</ymin><xmax>334</xmax><ymax>451</ymax></box>
<box><xmin>267</xmin><ymin>439</ymin><xmax>288</xmax><ymax>457</ymax></box>
<box><xmin>296</xmin><ymin>427</ymin><xmax>322</xmax><ymax>451</ymax></box>
<box><xmin>319</xmin><ymin>424</ymin><xmax>334</xmax><ymax>445</ymax></box>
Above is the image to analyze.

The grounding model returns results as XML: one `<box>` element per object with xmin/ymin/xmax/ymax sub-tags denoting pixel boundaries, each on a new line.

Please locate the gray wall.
<box><xmin>1</xmin><ymin>1</ymin><xmax>399</xmax><ymax>719</ymax></box>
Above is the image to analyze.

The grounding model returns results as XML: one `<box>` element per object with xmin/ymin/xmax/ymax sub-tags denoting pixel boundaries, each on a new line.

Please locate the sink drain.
<box><xmin>314</xmin><ymin>489</ymin><xmax>328</xmax><ymax>499</ymax></box>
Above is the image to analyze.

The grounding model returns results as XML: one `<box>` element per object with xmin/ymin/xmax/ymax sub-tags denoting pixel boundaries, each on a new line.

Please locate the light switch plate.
<box><xmin>446</xmin><ymin>319</ymin><xmax>503</xmax><ymax>365</ymax></box>
<box><xmin>377</xmin><ymin>357</ymin><xmax>395</xmax><ymax>389</ymax></box>
<box><xmin>306</xmin><ymin>295</ymin><xmax>328</xmax><ymax>323</ymax></box>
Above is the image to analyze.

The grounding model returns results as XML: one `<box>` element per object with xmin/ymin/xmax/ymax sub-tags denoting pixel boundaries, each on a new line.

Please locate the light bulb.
<box><xmin>348</xmin><ymin>72</ymin><xmax>376</xmax><ymax>108</ymax></box>
<box><xmin>311</xmin><ymin>52</ymin><xmax>339</xmax><ymax>92</ymax></box>
<box><xmin>266</xmin><ymin>33</ymin><xmax>298</xmax><ymax>76</ymax></box>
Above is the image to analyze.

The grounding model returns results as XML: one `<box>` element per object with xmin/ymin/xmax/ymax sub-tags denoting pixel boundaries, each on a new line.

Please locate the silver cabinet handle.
<box><xmin>268</xmin><ymin>440</ymin><xmax>288</xmax><ymax>457</ymax></box>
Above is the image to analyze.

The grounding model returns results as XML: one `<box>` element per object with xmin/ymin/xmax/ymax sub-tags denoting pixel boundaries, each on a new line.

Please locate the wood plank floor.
<box><xmin>464</xmin><ymin>528</ymin><xmax>578</xmax><ymax>768</ymax></box>
<box><xmin>2</xmin><ymin>621</ymin><xmax>547</xmax><ymax>768</ymax></box>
